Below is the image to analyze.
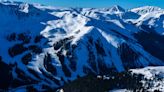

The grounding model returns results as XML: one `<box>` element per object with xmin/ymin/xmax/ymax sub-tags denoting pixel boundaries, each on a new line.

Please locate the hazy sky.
<box><xmin>12</xmin><ymin>0</ymin><xmax>164</xmax><ymax>9</ymax></box>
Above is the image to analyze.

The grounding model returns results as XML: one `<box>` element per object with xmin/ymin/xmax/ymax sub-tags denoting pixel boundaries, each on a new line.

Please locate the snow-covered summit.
<box><xmin>131</xmin><ymin>6</ymin><xmax>163</xmax><ymax>15</ymax></box>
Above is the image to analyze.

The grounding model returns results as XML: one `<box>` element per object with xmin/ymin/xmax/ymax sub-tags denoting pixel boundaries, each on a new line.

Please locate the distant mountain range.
<box><xmin>0</xmin><ymin>1</ymin><xmax>164</xmax><ymax>91</ymax></box>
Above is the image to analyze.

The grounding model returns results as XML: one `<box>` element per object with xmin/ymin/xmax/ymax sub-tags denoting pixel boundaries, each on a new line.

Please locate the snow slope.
<box><xmin>0</xmin><ymin>1</ymin><xmax>163</xmax><ymax>91</ymax></box>
<box><xmin>131</xmin><ymin>66</ymin><xmax>164</xmax><ymax>92</ymax></box>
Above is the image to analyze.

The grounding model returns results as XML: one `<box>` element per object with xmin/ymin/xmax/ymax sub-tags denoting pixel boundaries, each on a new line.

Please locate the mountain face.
<box><xmin>0</xmin><ymin>1</ymin><xmax>164</xmax><ymax>91</ymax></box>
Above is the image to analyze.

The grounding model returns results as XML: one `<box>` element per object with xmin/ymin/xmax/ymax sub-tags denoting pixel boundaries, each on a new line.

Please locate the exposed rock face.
<box><xmin>135</xmin><ymin>25</ymin><xmax>164</xmax><ymax>61</ymax></box>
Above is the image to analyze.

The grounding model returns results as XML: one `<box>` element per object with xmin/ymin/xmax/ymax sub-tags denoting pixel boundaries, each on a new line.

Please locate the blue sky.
<box><xmin>13</xmin><ymin>0</ymin><xmax>164</xmax><ymax>9</ymax></box>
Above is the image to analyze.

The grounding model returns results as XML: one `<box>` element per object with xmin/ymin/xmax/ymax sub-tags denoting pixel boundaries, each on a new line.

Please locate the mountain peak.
<box><xmin>19</xmin><ymin>3</ymin><xmax>29</xmax><ymax>13</ymax></box>
<box><xmin>109</xmin><ymin>5</ymin><xmax>125</xmax><ymax>13</ymax></box>
<box><xmin>131</xmin><ymin>6</ymin><xmax>163</xmax><ymax>15</ymax></box>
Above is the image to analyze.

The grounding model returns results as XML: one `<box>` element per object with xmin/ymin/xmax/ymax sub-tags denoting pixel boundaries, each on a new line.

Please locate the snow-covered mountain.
<box><xmin>0</xmin><ymin>1</ymin><xmax>164</xmax><ymax>91</ymax></box>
